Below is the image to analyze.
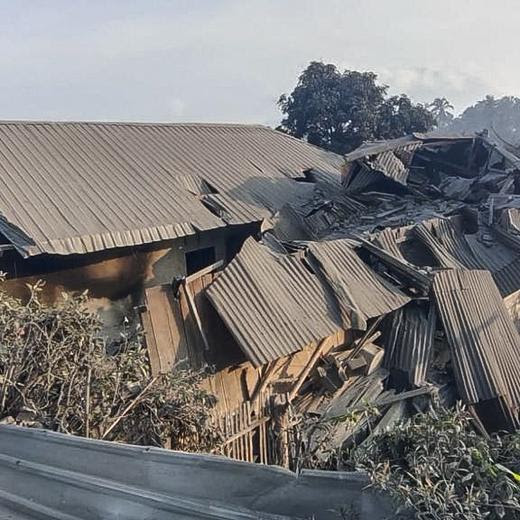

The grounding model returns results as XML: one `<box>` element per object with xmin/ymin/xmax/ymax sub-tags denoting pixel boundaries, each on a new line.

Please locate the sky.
<box><xmin>0</xmin><ymin>0</ymin><xmax>519</xmax><ymax>126</ymax></box>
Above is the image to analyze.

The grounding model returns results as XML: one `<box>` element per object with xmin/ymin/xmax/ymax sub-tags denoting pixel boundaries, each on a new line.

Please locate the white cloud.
<box><xmin>0</xmin><ymin>0</ymin><xmax>518</xmax><ymax>123</ymax></box>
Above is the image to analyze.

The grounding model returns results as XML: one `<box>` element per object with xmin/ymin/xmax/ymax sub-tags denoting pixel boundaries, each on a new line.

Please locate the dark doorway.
<box><xmin>185</xmin><ymin>246</ymin><xmax>216</xmax><ymax>275</ymax></box>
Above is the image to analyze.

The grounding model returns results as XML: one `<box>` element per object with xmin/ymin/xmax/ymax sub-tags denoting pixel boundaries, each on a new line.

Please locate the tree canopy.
<box><xmin>448</xmin><ymin>95</ymin><xmax>520</xmax><ymax>144</ymax></box>
<box><xmin>428</xmin><ymin>97</ymin><xmax>454</xmax><ymax>129</ymax></box>
<box><xmin>277</xmin><ymin>61</ymin><xmax>435</xmax><ymax>154</ymax></box>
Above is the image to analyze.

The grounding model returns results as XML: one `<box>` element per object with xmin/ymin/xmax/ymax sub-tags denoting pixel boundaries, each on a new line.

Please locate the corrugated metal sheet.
<box><xmin>382</xmin><ymin>300</ymin><xmax>436</xmax><ymax>387</ymax></box>
<box><xmin>0</xmin><ymin>425</ymin><xmax>393</xmax><ymax>520</ymax></box>
<box><xmin>307</xmin><ymin>239</ymin><xmax>410</xmax><ymax>323</ymax></box>
<box><xmin>206</xmin><ymin>238</ymin><xmax>344</xmax><ymax>366</ymax></box>
<box><xmin>344</xmin><ymin>135</ymin><xmax>422</xmax><ymax>163</ymax></box>
<box><xmin>202</xmin><ymin>193</ymin><xmax>271</xmax><ymax>226</ymax></box>
<box><xmin>0</xmin><ymin>121</ymin><xmax>342</xmax><ymax>257</ymax></box>
<box><xmin>414</xmin><ymin>221</ymin><xmax>468</xmax><ymax>270</ymax></box>
<box><xmin>414</xmin><ymin>217</ymin><xmax>520</xmax><ymax>295</ymax></box>
<box><xmin>372</xmin><ymin>227</ymin><xmax>406</xmax><ymax>260</ymax></box>
<box><xmin>206</xmin><ymin>238</ymin><xmax>409</xmax><ymax>366</ymax></box>
<box><xmin>432</xmin><ymin>270</ymin><xmax>520</xmax><ymax>419</ymax></box>
<box><xmin>343</xmin><ymin>136</ymin><xmax>422</xmax><ymax>191</ymax></box>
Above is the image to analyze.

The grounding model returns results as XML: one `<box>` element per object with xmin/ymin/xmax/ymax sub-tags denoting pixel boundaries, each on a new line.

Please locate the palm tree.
<box><xmin>428</xmin><ymin>98</ymin><xmax>454</xmax><ymax>129</ymax></box>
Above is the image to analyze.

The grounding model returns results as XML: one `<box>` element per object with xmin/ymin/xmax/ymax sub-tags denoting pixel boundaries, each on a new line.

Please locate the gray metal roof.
<box><xmin>432</xmin><ymin>269</ymin><xmax>520</xmax><ymax>415</ymax></box>
<box><xmin>206</xmin><ymin>238</ymin><xmax>409</xmax><ymax>367</ymax></box>
<box><xmin>308</xmin><ymin>239</ymin><xmax>410</xmax><ymax>321</ymax></box>
<box><xmin>206</xmin><ymin>238</ymin><xmax>343</xmax><ymax>366</ymax></box>
<box><xmin>0</xmin><ymin>121</ymin><xmax>343</xmax><ymax>257</ymax></box>
<box><xmin>414</xmin><ymin>217</ymin><xmax>520</xmax><ymax>296</ymax></box>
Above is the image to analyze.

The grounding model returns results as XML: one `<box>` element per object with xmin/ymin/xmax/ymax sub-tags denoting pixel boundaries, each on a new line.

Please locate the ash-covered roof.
<box><xmin>0</xmin><ymin>121</ymin><xmax>343</xmax><ymax>257</ymax></box>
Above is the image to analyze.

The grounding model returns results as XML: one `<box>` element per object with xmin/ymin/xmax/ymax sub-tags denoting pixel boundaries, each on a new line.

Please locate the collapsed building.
<box><xmin>2</xmin><ymin>123</ymin><xmax>520</xmax><ymax>472</ymax></box>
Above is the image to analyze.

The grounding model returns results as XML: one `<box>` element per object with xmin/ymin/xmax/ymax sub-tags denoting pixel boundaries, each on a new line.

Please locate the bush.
<box><xmin>352</xmin><ymin>406</ymin><xmax>520</xmax><ymax>519</ymax></box>
<box><xmin>0</xmin><ymin>280</ymin><xmax>219</xmax><ymax>451</ymax></box>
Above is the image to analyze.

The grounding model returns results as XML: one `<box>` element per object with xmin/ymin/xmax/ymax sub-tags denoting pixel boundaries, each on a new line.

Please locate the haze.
<box><xmin>0</xmin><ymin>0</ymin><xmax>517</xmax><ymax>125</ymax></box>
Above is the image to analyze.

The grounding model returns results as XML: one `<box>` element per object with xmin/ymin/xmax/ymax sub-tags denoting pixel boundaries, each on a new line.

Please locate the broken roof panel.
<box><xmin>206</xmin><ymin>238</ymin><xmax>343</xmax><ymax>366</ymax></box>
<box><xmin>307</xmin><ymin>239</ymin><xmax>410</xmax><ymax>325</ymax></box>
<box><xmin>0</xmin><ymin>121</ymin><xmax>343</xmax><ymax>257</ymax></box>
<box><xmin>382</xmin><ymin>300</ymin><xmax>436</xmax><ymax>387</ymax></box>
<box><xmin>413</xmin><ymin>217</ymin><xmax>520</xmax><ymax>295</ymax></box>
<box><xmin>206</xmin><ymin>237</ymin><xmax>409</xmax><ymax>367</ymax></box>
<box><xmin>343</xmin><ymin>135</ymin><xmax>423</xmax><ymax>163</ymax></box>
<box><xmin>432</xmin><ymin>269</ymin><xmax>520</xmax><ymax>426</ymax></box>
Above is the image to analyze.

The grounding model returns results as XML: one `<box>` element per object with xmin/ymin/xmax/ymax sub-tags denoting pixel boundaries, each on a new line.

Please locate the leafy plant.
<box><xmin>0</xmin><ymin>280</ymin><xmax>219</xmax><ymax>451</ymax></box>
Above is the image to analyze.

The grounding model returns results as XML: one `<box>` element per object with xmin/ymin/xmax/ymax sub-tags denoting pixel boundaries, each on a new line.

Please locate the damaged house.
<box><xmin>3</xmin><ymin>123</ymin><xmax>520</xmax><ymax>471</ymax></box>
<box><xmin>198</xmin><ymin>131</ymin><xmax>520</xmax><ymax>464</ymax></box>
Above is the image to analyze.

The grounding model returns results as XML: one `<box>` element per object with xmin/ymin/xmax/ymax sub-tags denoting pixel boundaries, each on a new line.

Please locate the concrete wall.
<box><xmin>0</xmin><ymin>226</ymin><xmax>254</xmax><ymax>341</ymax></box>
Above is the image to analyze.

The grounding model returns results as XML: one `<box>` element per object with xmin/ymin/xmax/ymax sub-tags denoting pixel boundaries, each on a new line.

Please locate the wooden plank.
<box><xmin>184</xmin><ymin>281</ymin><xmax>211</xmax><ymax>351</ymax></box>
<box><xmin>139</xmin><ymin>308</ymin><xmax>161</xmax><ymax>376</ymax></box>
<box><xmin>288</xmin><ymin>336</ymin><xmax>335</xmax><ymax>402</ymax></box>
<box><xmin>249</xmin><ymin>359</ymin><xmax>281</xmax><ymax>403</ymax></box>
<box><xmin>178</xmin><ymin>284</ymin><xmax>206</xmax><ymax>369</ymax></box>
<box><xmin>184</xmin><ymin>260</ymin><xmax>224</xmax><ymax>285</ymax></box>
<box><xmin>346</xmin><ymin>316</ymin><xmax>384</xmax><ymax>362</ymax></box>
<box><xmin>221</xmin><ymin>415</ymin><xmax>269</xmax><ymax>447</ymax></box>
<box><xmin>142</xmin><ymin>285</ymin><xmax>188</xmax><ymax>375</ymax></box>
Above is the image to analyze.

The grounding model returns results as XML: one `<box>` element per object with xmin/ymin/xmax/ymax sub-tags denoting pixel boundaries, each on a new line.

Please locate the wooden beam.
<box><xmin>249</xmin><ymin>359</ymin><xmax>281</xmax><ymax>403</ymax></box>
<box><xmin>183</xmin><ymin>281</ymin><xmax>211</xmax><ymax>351</ymax></box>
<box><xmin>288</xmin><ymin>336</ymin><xmax>334</xmax><ymax>402</ymax></box>
<box><xmin>346</xmin><ymin>316</ymin><xmax>384</xmax><ymax>361</ymax></box>
<box><xmin>185</xmin><ymin>260</ymin><xmax>224</xmax><ymax>284</ymax></box>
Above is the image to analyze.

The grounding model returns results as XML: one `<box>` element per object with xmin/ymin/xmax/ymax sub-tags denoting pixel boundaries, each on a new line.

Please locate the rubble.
<box><xmin>198</xmin><ymin>132</ymin><xmax>520</xmax><ymax>468</ymax></box>
<box><xmin>3</xmin><ymin>129</ymin><xmax>520</xmax><ymax>517</ymax></box>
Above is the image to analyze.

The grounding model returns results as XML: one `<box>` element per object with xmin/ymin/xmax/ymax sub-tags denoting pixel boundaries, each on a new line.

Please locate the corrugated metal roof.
<box><xmin>0</xmin><ymin>121</ymin><xmax>343</xmax><ymax>257</ymax></box>
<box><xmin>412</xmin><ymin>217</ymin><xmax>520</xmax><ymax>296</ymax></box>
<box><xmin>344</xmin><ymin>135</ymin><xmax>422</xmax><ymax>163</ymax></box>
<box><xmin>206</xmin><ymin>238</ymin><xmax>409</xmax><ymax>366</ymax></box>
<box><xmin>307</xmin><ymin>239</ymin><xmax>410</xmax><ymax>323</ymax></box>
<box><xmin>372</xmin><ymin>227</ymin><xmax>407</xmax><ymax>260</ymax></box>
<box><xmin>206</xmin><ymin>238</ymin><xmax>343</xmax><ymax>366</ymax></box>
<box><xmin>432</xmin><ymin>269</ymin><xmax>520</xmax><ymax>417</ymax></box>
<box><xmin>382</xmin><ymin>300</ymin><xmax>436</xmax><ymax>387</ymax></box>
<box><xmin>343</xmin><ymin>136</ymin><xmax>422</xmax><ymax>190</ymax></box>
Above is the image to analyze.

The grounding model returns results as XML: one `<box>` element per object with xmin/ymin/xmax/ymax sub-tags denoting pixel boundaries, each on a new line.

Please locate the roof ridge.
<box><xmin>0</xmin><ymin>120</ymin><xmax>269</xmax><ymax>129</ymax></box>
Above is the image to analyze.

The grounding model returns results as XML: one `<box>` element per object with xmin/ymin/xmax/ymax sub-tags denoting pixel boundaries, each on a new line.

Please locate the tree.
<box><xmin>428</xmin><ymin>97</ymin><xmax>454</xmax><ymax>129</ymax></box>
<box><xmin>278</xmin><ymin>61</ymin><xmax>435</xmax><ymax>154</ymax></box>
<box><xmin>379</xmin><ymin>95</ymin><xmax>437</xmax><ymax>138</ymax></box>
<box><xmin>448</xmin><ymin>95</ymin><xmax>520</xmax><ymax>145</ymax></box>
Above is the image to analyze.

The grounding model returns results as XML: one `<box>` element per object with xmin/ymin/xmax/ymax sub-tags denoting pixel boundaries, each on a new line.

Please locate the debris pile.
<box><xmin>0</xmin><ymin>280</ymin><xmax>218</xmax><ymax>451</ymax></box>
<box><xmin>199</xmin><ymin>132</ymin><xmax>520</xmax><ymax>471</ymax></box>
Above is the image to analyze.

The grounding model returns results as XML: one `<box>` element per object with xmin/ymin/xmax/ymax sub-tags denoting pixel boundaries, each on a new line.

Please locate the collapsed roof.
<box><xmin>201</xmin><ymin>132</ymin><xmax>520</xmax><ymax>431</ymax></box>
<box><xmin>206</xmin><ymin>237</ymin><xmax>409</xmax><ymax>366</ymax></box>
<box><xmin>0</xmin><ymin>121</ymin><xmax>342</xmax><ymax>257</ymax></box>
